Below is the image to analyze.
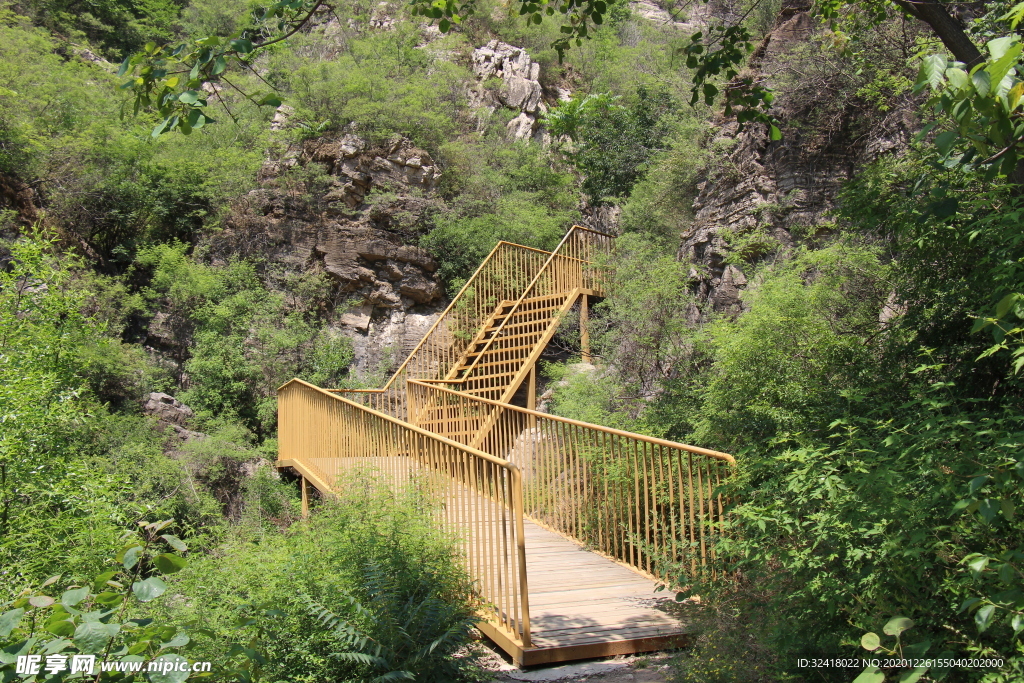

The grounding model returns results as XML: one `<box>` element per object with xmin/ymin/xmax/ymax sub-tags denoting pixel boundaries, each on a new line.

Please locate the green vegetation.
<box><xmin>6</xmin><ymin>0</ymin><xmax>1024</xmax><ymax>679</ymax></box>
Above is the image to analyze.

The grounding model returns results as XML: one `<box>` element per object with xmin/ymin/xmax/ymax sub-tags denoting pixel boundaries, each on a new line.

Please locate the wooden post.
<box><xmin>301</xmin><ymin>475</ymin><xmax>309</xmax><ymax>518</ymax></box>
<box><xmin>580</xmin><ymin>294</ymin><xmax>591</xmax><ymax>363</ymax></box>
<box><xmin>527</xmin><ymin>366</ymin><xmax>537</xmax><ymax>411</ymax></box>
<box><xmin>527</xmin><ymin>365</ymin><xmax>537</xmax><ymax>430</ymax></box>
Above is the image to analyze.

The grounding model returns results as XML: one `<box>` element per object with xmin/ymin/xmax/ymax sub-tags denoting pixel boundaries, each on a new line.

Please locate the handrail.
<box><xmin>458</xmin><ymin>227</ymin><xmax>612</xmax><ymax>380</ymax></box>
<box><xmin>329</xmin><ymin>241</ymin><xmax>556</xmax><ymax>417</ymax></box>
<box><xmin>408</xmin><ymin>379</ymin><xmax>733</xmax><ymax>582</ymax></box>
<box><xmin>278</xmin><ymin>378</ymin><xmax>532</xmax><ymax>646</ymax></box>
<box><xmin>329</xmin><ymin>226</ymin><xmax>613</xmax><ymax>418</ymax></box>
<box><xmin>409</xmin><ymin>380</ymin><xmax>734</xmax><ymax>463</ymax></box>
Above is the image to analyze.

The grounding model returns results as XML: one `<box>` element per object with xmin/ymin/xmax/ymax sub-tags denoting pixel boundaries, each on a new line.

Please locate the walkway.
<box><xmin>502</xmin><ymin>519</ymin><xmax>687</xmax><ymax>665</ymax></box>
<box><xmin>277</xmin><ymin>227</ymin><xmax>730</xmax><ymax>666</ymax></box>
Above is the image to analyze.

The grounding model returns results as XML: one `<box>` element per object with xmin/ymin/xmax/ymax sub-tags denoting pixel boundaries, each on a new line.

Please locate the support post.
<box><xmin>301</xmin><ymin>475</ymin><xmax>309</xmax><ymax>518</ymax></box>
<box><xmin>580</xmin><ymin>294</ymin><xmax>591</xmax><ymax>364</ymax></box>
<box><xmin>527</xmin><ymin>365</ymin><xmax>537</xmax><ymax>430</ymax></box>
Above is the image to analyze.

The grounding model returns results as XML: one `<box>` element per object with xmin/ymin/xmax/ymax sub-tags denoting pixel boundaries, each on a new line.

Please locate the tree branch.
<box><xmin>892</xmin><ymin>0</ymin><xmax>983</xmax><ymax>66</ymax></box>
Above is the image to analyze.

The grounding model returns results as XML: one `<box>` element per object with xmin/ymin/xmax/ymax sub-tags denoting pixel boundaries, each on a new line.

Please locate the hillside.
<box><xmin>2</xmin><ymin>0</ymin><xmax>1023</xmax><ymax>681</ymax></box>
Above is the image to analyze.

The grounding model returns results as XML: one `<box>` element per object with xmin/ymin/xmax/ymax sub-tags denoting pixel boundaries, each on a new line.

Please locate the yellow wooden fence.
<box><xmin>278</xmin><ymin>378</ymin><xmax>533</xmax><ymax>646</ymax></box>
<box><xmin>334</xmin><ymin>226</ymin><xmax>613</xmax><ymax>418</ymax></box>
<box><xmin>408</xmin><ymin>379</ymin><xmax>735</xmax><ymax>582</ymax></box>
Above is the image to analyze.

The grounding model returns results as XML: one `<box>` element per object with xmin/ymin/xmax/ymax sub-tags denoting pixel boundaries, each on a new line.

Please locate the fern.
<box><xmin>301</xmin><ymin>561</ymin><xmax>480</xmax><ymax>683</ymax></box>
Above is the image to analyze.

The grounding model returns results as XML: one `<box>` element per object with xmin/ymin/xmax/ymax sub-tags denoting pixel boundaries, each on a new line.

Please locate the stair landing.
<box><xmin>477</xmin><ymin>517</ymin><xmax>689</xmax><ymax>666</ymax></box>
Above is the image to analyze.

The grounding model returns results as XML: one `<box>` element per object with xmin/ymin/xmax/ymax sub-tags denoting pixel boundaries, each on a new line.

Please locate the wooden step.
<box><xmin>483</xmin><ymin>319</ymin><xmax>559</xmax><ymax>335</ymax></box>
<box><xmin>473</xmin><ymin>330</ymin><xmax>546</xmax><ymax>346</ymax></box>
<box><xmin>463</xmin><ymin>342</ymin><xmax>536</xmax><ymax>358</ymax></box>
<box><xmin>460</xmin><ymin>370</ymin><xmax>520</xmax><ymax>382</ymax></box>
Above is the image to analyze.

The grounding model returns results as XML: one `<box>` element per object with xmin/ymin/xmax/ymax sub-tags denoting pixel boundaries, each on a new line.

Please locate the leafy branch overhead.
<box><xmin>915</xmin><ymin>4</ymin><xmax>1024</xmax><ymax>178</ymax></box>
<box><xmin>117</xmin><ymin>0</ymin><xmax>326</xmax><ymax>137</ymax></box>
<box><xmin>116</xmin><ymin>0</ymin><xmax>1016</xmax><ymax>146</ymax></box>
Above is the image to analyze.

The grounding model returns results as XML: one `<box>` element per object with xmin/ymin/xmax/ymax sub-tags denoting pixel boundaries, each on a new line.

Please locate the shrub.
<box><xmin>166</xmin><ymin>473</ymin><xmax>481</xmax><ymax>683</ymax></box>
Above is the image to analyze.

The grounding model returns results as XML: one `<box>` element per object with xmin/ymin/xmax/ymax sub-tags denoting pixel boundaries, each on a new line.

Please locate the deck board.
<box><xmin>282</xmin><ymin>458</ymin><xmax>689</xmax><ymax>665</ymax></box>
<box><xmin>507</xmin><ymin>517</ymin><xmax>687</xmax><ymax>661</ymax></box>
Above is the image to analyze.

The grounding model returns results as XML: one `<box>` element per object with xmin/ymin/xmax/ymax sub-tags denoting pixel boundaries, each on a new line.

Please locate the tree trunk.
<box><xmin>893</xmin><ymin>0</ymin><xmax>984</xmax><ymax>66</ymax></box>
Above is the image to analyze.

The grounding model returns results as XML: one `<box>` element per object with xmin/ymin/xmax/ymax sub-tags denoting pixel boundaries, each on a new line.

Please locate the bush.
<box><xmin>166</xmin><ymin>473</ymin><xmax>481</xmax><ymax>683</ymax></box>
<box><xmin>548</xmin><ymin>87</ymin><xmax>677</xmax><ymax>202</ymax></box>
<box><xmin>424</xmin><ymin>139</ymin><xmax>579</xmax><ymax>286</ymax></box>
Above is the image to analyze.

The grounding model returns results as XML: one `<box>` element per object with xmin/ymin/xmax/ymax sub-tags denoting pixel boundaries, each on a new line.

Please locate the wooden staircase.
<box><xmin>276</xmin><ymin>225</ymin><xmax>736</xmax><ymax>666</ymax></box>
<box><xmin>448</xmin><ymin>292</ymin><xmax>574</xmax><ymax>400</ymax></box>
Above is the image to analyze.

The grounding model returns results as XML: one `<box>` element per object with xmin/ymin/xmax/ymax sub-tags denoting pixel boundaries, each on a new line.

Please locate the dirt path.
<box><xmin>474</xmin><ymin>644</ymin><xmax>673</xmax><ymax>682</ymax></box>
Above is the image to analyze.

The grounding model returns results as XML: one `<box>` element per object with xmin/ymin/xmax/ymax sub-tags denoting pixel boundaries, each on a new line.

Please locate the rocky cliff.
<box><xmin>200</xmin><ymin>132</ymin><xmax>448</xmax><ymax>373</ymax></box>
<box><xmin>678</xmin><ymin>2</ymin><xmax>918</xmax><ymax>313</ymax></box>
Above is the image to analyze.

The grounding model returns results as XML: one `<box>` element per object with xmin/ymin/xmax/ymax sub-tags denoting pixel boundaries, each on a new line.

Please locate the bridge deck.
<box><xmin>478</xmin><ymin>517</ymin><xmax>688</xmax><ymax>666</ymax></box>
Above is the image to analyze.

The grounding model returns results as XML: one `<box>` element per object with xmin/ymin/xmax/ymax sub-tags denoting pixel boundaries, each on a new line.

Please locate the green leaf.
<box><xmin>133</xmin><ymin>577</ymin><xmax>168</xmax><ymax>602</ymax></box>
<box><xmin>853</xmin><ymin>666</ymin><xmax>885</xmax><ymax>683</ymax></box>
<box><xmin>439</xmin><ymin>18</ymin><xmax>450</xmax><ymax>31</ymax></box>
<box><xmin>0</xmin><ymin>608</ymin><xmax>25</xmax><ymax>637</ymax></box>
<box><xmin>258</xmin><ymin>94</ymin><xmax>283</xmax><ymax>107</ymax></box>
<box><xmin>967</xmin><ymin>555</ymin><xmax>990</xmax><ymax>575</ymax></box>
<box><xmin>29</xmin><ymin>595</ymin><xmax>55</xmax><ymax>608</ymax></box>
<box><xmin>147</xmin><ymin>654</ymin><xmax>191</xmax><ymax>683</ymax></box>
<box><xmin>160</xmin><ymin>631</ymin><xmax>190</xmax><ymax>649</ymax></box>
<box><xmin>946</xmin><ymin>67</ymin><xmax>969</xmax><ymax>90</ymax></box>
<box><xmin>62</xmin><ymin>587</ymin><xmax>89</xmax><ymax>608</ymax></box>
<box><xmin>212</xmin><ymin>55</ymin><xmax>227</xmax><ymax>75</ymax></box>
<box><xmin>883</xmin><ymin>616</ymin><xmax>914</xmax><ymax>636</ymax></box>
<box><xmin>154</xmin><ymin>553</ymin><xmax>187</xmax><ymax>575</ymax></box>
<box><xmin>45</xmin><ymin>620</ymin><xmax>76</xmax><ymax>637</ymax></box>
<box><xmin>978</xmin><ymin>498</ymin><xmax>999</xmax><ymax>523</ymax></box>
<box><xmin>903</xmin><ymin>639</ymin><xmax>931</xmax><ymax>658</ymax></box>
<box><xmin>935</xmin><ymin>131</ymin><xmax>958</xmax><ymax>156</ymax></box>
<box><xmin>122</xmin><ymin>545</ymin><xmax>143</xmax><ymax>570</ymax></box>
<box><xmin>899</xmin><ymin>667</ymin><xmax>929</xmax><ymax>683</ymax></box>
<box><xmin>975</xmin><ymin>604</ymin><xmax>996</xmax><ymax>632</ymax></box>
<box><xmin>118</xmin><ymin>57</ymin><xmax>131</xmax><ymax>77</ymax></box>
<box><xmin>74</xmin><ymin>621</ymin><xmax>120</xmax><ymax>654</ymax></box>
<box><xmin>973</xmin><ymin>69</ymin><xmax>992</xmax><ymax>97</ymax></box>
<box><xmin>229</xmin><ymin>39</ymin><xmax>254</xmax><ymax>53</ymax></box>
<box><xmin>860</xmin><ymin>632</ymin><xmax>881</xmax><ymax>650</ymax></box>
<box><xmin>987</xmin><ymin>35</ymin><xmax>1017</xmax><ymax>61</ymax></box>
<box><xmin>178</xmin><ymin>90</ymin><xmax>200</xmax><ymax>105</ymax></box>
<box><xmin>94</xmin><ymin>591</ymin><xmax>124</xmax><ymax>607</ymax></box>
<box><xmin>916</xmin><ymin>54</ymin><xmax>946</xmax><ymax>91</ymax></box>
<box><xmin>92</xmin><ymin>571</ymin><xmax>118</xmax><ymax>593</ymax></box>
<box><xmin>769</xmin><ymin>124</ymin><xmax>782</xmax><ymax>141</ymax></box>
<box><xmin>996</xmin><ymin>293</ymin><xmax>1019</xmax><ymax>318</ymax></box>
<box><xmin>159</xmin><ymin>536</ymin><xmax>188</xmax><ymax>552</ymax></box>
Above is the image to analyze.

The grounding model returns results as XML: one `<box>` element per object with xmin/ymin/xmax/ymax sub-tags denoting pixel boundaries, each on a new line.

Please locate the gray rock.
<box><xmin>471</xmin><ymin>41</ymin><xmax>554</xmax><ymax>141</ymax></box>
<box><xmin>144</xmin><ymin>393</ymin><xmax>194</xmax><ymax>426</ymax></box>
<box><xmin>212</xmin><ymin>132</ymin><xmax>445</xmax><ymax>315</ymax></box>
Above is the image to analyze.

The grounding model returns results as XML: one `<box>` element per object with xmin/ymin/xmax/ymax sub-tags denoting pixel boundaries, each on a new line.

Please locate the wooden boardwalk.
<box><xmin>278</xmin><ymin>227</ymin><xmax>729</xmax><ymax>667</ymax></box>
<box><xmin>477</xmin><ymin>517</ymin><xmax>688</xmax><ymax>666</ymax></box>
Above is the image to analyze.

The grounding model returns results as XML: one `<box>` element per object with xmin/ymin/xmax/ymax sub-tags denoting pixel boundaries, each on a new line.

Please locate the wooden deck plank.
<box><xmin>285</xmin><ymin>456</ymin><xmax>688</xmax><ymax>666</ymax></box>
<box><xmin>485</xmin><ymin>515</ymin><xmax>687</xmax><ymax>664</ymax></box>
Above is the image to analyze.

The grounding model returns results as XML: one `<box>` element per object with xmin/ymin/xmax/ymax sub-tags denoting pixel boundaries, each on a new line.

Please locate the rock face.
<box><xmin>209</xmin><ymin>131</ymin><xmax>446</xmax><ymax>375</ymax></box>
<box><xmin>0</xmin><ymin>171</ymin><xmax>39</xmax><ymax>226</ymax></box>
<box><xmin>216</xmin><ymin>133</ymin><xmax>444</xmax><ymax>311</ymax></box>
<box><xmin>349</xmin><ymin>308</ymin><xmax>440</xmax><ymax>374</ymax></box>
<box><xmin>144</xmin><ymin>392</ymin><xmax>204</xmax><ymax>441</ymax></box>
<box><xmin>679</xmin><ymin>2</ymin><xmax>916</xmax><ymax>313</ymax></box>
<box><xmin>470</xmin><ymin>41</ymin><xmax>550</xmax><ymax>142</ymax></box>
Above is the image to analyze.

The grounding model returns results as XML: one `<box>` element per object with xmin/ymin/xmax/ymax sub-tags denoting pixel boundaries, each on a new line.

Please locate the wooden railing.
<box><xmin>333</xmin><ymin>226</ymin><xmax>613</xmax><ymax>418</ymax></box>
<box><xmin>278</xmin><ymin>379</ymin><xmax>532</xmax><ymax>647</ymax></box>
<box><xmin>457</xmin><ymin>227</ymin><xmax>610</xmax><ymax>382</ymax></box>
<box><xmin>407</xmin><ymin>380</ymin><xmax>735</xmax><ymax>583</ymax></box>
